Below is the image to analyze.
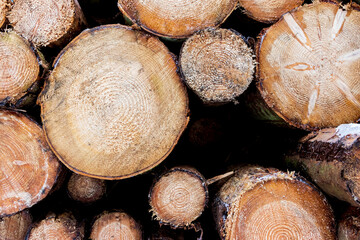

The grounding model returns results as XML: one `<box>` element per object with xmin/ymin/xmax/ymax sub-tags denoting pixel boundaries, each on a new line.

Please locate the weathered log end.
<box><xmin>213</xmin><ymin>166</ymin><xmax>336</xmax><ymax>239</ymax></box>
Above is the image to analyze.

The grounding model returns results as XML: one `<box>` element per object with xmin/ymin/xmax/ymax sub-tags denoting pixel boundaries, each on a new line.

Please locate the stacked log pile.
<box><xmin>1</xmin><ymin>0</ymin><xmax>360</xmax><ymax>239</ymax></box>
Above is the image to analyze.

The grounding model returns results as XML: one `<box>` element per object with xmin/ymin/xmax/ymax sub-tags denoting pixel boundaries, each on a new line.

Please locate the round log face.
<box><xmin>239</xmin><ymin>0</ymin><xmax>304</xmax><ymax>23</ymax></box>
<box><xmin>39</xmin><ymin>24</ymin><xmax>189</xmax><ymax>179</ymax></box>
<box><xmin>149</xmin><ymin>168</ymin><xmax>208</xmax><ymax>227</ymax></box>
<box><xmin>0</xmin><ymin>32</ymin><xmax>39</xmax><ymax>105</ymax></box>
<box><xmin>8</xmin><ymin>0</ymin><xmax>79</xmax><ymax>46</ymax></box>
<box><xmin>180</xmin><ymin>28</ymin><xmax>254</xmax><ymax>103</ymax></box>
<box><xmin>0</xmin><ymin>110</ymin><xmax>59</xmax><ymax>217</ymax></box>
<box><xmin>90</xmin><ymin>211</ymin><xmax>142</xmax><ymax>240</ymax></box>
<box><xmin>257</xmin><ymin>2</ymin><xmax>360</xmax><ymax>130</ymax></box>
<box><xmin>226</xmin><ymin>179</ymin><xmax>334</xmax><ymax>239</ymax></box>
<box><xmin>117</xmin><ymin>0</ymin><xmax>237</xmax><ymax>38</ymax></box>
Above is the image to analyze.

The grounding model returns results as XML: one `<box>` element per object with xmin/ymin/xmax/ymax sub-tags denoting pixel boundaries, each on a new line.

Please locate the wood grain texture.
<box><xmin>117</xmin><ymin>0</ymin><xmax>237</xmax><ymax>38</ymax></box>
<box><xmin>0</xmin><ymin>31</ymin><xmax>40</xmax><ymax>106</ymax></box>
<box><xmin>257</xmin><ymin>1</ymin><xmax>360</xmax><ymax>130</ymax></box>
<box><xmin>8</xmin><ymin>0</ymin><xmax>85</xmax><ymax>46</ymax></box>
<box><xmin>39</xmin><ymin>24</ymin><xmax>189</xmax><ymax>179</ymax></box>
<box><xmin>0</xmin><ymin>110</ymin><xmax>60</xmax><ymax>217</ymax></box>
<box><xmin>213</xmin><ymin>166</ymin><xmax>336</xmax><ymax>240</ymax></box>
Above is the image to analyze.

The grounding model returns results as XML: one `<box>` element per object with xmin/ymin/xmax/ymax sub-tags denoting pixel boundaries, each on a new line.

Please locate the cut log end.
<box><xmin>8</xmin><ymin>0</ymin><xmax>85</xmax><ymax>47</ymax></box>
<box><xmin>286</xmin><ymin>123</ymin><xmax>360</xmax><ymax>206</ymax></box>
<box><xmin>0</xmin><ymin>31</ymin><xmax>39</xmax><ymax>106</ymax></box>
<box><xmin>39</xmin><ymin>24</ymin><xmax>189</xmax><ymax>179</ymax></box>
<box><xmin>0</xmin><ymin>0</ymin><xmax>7</xmax><ymax>27</ymax></box>
<box><xmin>213</xmin><ymin>167</ymin><xmax>336</xmax><ymax>240</ymax></box>
<box><xmin>117</xmin><ymin>0</ymin><xmax>238</xmax><ymax>38</ymax></box>
<box><xmin>27</xmin><ymin>212</ymin><xmax>84</xmax><ymax>240</ymax></box>
<box><xmin>149</xmin><ymin>167</ymin><xmax>208</xmax><ymax>228</ymax></box>
<box><xmin>0</xmin><ymin>110</ymin><xmax>60</xmax><ymax>217</ymax></box>
<box><xmin>180</xmin><ymin>28</ymin><xmax>255</xmax><ymax>104</ymax></box>
<box><xmin>90</xmin><ymin>211</ymin><xmax>142</xmax><ymax>240</ymax></box>
<box><xmin>338</xmin><ymin>206</ymin><xmax>360</xmax><ymax>240</ymax></box>
<box><xmin>0</xmin><ymin>210</ymin><xmax>32</xmax><ymax>240</ymax></box>
<box><xmin>67</xmin><ymin>173</ymin><xmax>106</xmax><ymax>203</ymax></box>
<box><xmin>257</xmin><ymin>1</ymin><xmax>360</xmax><ymax>130</ymax></box>
<box><xmin>239</xmin><ymin>0</ymin><xmax>304</xmax><ymax>23</ymax></box>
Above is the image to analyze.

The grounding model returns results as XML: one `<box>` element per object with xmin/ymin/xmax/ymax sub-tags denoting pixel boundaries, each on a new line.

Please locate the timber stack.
<box><xmin>0</xmin><ymin>0</ymin><xmax>360</xmax><ymax>239</ymax></box>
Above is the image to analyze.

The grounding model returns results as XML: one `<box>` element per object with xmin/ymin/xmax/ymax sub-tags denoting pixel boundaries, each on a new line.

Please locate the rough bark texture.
<box><xmin>27</xmin><ymin>212</ymin><xmax>84</xmax><ymax>240</ymax></box>
<box><xmin>338</xmin><ymin>206</ymin><xmax>360</xmax><ymax>240</ymax></box>
<box><xmin>0</xmin><ymin>110</ymin><xmax>60</xmax><ymax>217</ymax></box>
<box><xmin>149</xmin><ymin>166</ymin><xmax>208</xmax><ymax>228</ymax></box>
<box><xmin>67</xmin><ymin>173</ymin><xmax>106</xmax><ymax>203</ymax></box>
<box><xmin>180</xmin><ymin>28</ymin><xmax>255</xmax><ymax>104</ymax></box>
<box><xmin>0</xmin><ymin>210</ymin><xmax>32</xmax><ymax>240</ymax></box>
<box><xmin>239</xmin><ymin>0</ymin><xmax>304</xmax><ymax>23</ymax></box>
<box><xmin>0</xmin><ymin>31</ymin><xmax>40</xmax><ymax>107</ymax></box>
<box><xmin>39</xmin><ymin>24</ymin><xmax>189</xmax><ymax>180</ymax></box>
<box><xmin>212</xmin><ymin>166</ymin><xmax>336</xmax><ymax>240</ymax></box>
<box><xmin>90</xmin><ymin>211</ymin><xmax>142</xmax><ymax>240</ymax></box>
<box><xmin>117</xmin><ymin>0</ymin><xmax>238</xmax><ymax>38</ymax></box>
<box><xmin>257</xmin><ymin>1</ymin><xmax>360</xmax><ymax>130</ymax></box>
<box><xmin>8</xmin><ymin>0</ymin><xmax>86</xmax><ymax>47</ymax></box>
<box><xmin>285</xmin><ymin>123</ymin><xmax>360</xmax><ymax>206</ymax></box>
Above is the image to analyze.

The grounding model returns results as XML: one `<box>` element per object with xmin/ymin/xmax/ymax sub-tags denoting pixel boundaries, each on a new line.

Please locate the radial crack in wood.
<box><xmin>212</xmin><ymin>166</ymin><xmax>336</xmax><ymax>240</ymax></box>
<box><xmin>117</xmin><ymin>0</ymin><xmax>237</xmax><ymax>38</ymax></box>
<box><xmin>257</xmin><ymin>1</ymin><xmax>360</xmax><ymax>130</ymax></box>
<box><xmin>0</xmin><ymin>110</ymin><xmax>60</xmax><ymax>217</ymax></box>
<box><xmin>39</xmin><ymin>24</ymin><xmax>189</xmax><ymax>180</ymax></box>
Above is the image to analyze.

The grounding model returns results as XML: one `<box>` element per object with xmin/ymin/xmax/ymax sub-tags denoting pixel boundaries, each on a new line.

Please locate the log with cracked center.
<box><xmin>7</xmin><ymin>0</ymin><xmax>85</xmax><ymax>47</ymax></box>
<box><xmin>285</xmin><ymin>123</ymin><xmax>360</xmax><ymax>207</ymax></box>
<box><xmin>0</xmin><ymin>210</ymin><xmax>32</xmax><ymax>240</ymax></box>
<box><xmin>117</xmin><ymin>0</ymin><xmax>237</xmax><ymax>38</ymax></box>
<box><xmin>39</xmin><ymin>24</ymin><xmax>189</xmax><ymax>180</ymax></box>
<box><xmin>149</xmin><ymin>167</ymin><xmax>208</xmax><ymax>228</ymax></box>
<box><xmin>67</xmin><ymin>173</ymin><xmax>106</xmax><ymax>204</ymax></box>
<box><xmin>0</xmin><ymin>31</ymin><xmax>40</xmax><ymax>106</ymax></box>
<box><xmin>180</xmin><ymin>28</ymin><xmax>255</xmax><ymax>104</ymax></box>
<box><xmin>238</xmin><ymin>0</ymin><xmax>304</xmax><ymax>23</ymax></box>
<box><xmin>212</xmin><ymin>166</ymin><xmax>336</xmax><ymax>240</ymax></box>
<box><xmin>0</xmin><ymin>110</ymin><xmax>60</xmax><ymax>217</ymax></box>
<box><xmin>90</xmin><ymin>211</ymin><xmax>142</xmax><ymax>240</ymax></box>
<box><xmin>27</xmin><ymin>212</ymin><xmax>84</xmax><ymax>240</ymax></box>
<box><xmin>338</xmin><ymin>206</ymin><xmax>360</xmax><ymax>240</ymax></box>
<box><xmin>257</xmin><ymin>1</ymin><xmax>360</xmax><ymax>130</ymax></box>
